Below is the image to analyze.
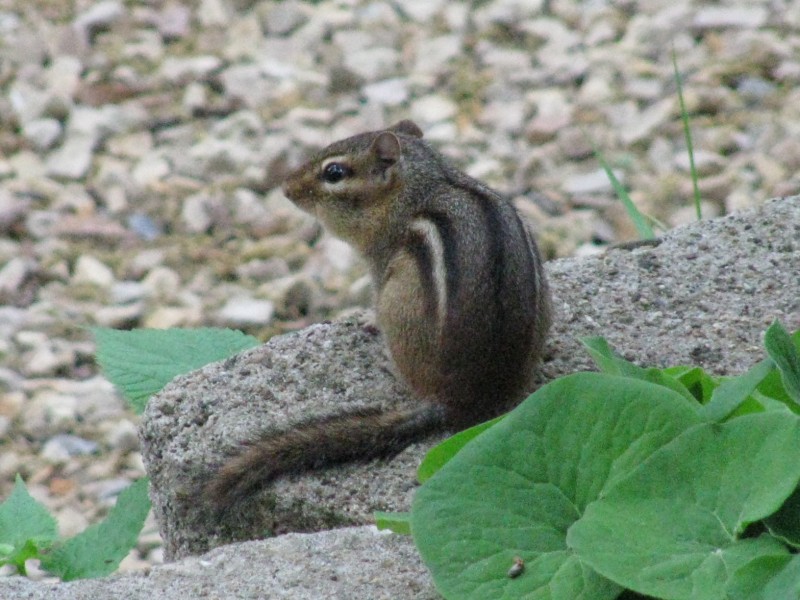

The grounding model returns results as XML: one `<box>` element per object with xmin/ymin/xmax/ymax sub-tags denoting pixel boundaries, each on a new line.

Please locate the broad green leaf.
<box><xmin>754</xmin><ymin>377</ymin><xmax>800</xmax><ymax>417</ymax></box>
<box><xmin>569</xmin><ymin>412</ymin><xmax>800</xmax><ymax>600</ymax></box>
<box><xmin>417</xmin><ymin>415</ymin><xmax>504</xmax><ymax>483</ymax></box>
<box><xmin>750</xmin><ymin>390</ymin><xmax>797</xmax><ymax>413</ymax></box>
<box><xmin>764</xmin><ymin>484</ymin><xmax>800</xmax><ymax>549</ymax></box>
<box><xmin>757</xmin><ymin>370</ymin><xmax>796</xmax><ymax>405</ymax></box>
<box><xmin>0</xmin><ymin>475</ymin><xmax>57</xmax><ymax>571</ymax></box>
<box><xmin>374</xmin><ymin>511</ymin><xmax>411</xmax><ymax>535</ymax></box>
<box><xmin>581</xmin><ymin>337</ymin><xmax>641</xmax><ymax>376</ymax></box>
<box><xmin>411</xmin><ymin>373</ymin><xmax>700</xmax><ymax>600</ymax></box>
<box><xmin>727</xmin><ymin>554</ymin><xmax>800</xmax><ymax>600</ymax></box>
<box><xmin>698</xmin><ymin>358</ymin><xmax>774</xmax><ymax>422</ymax></box>
<box><xmin>764</xmin><ymin>321</ymin><xmax>800</xmax><ymax>404</ymax></box>
<box><xmin>663</xmin><ymin>366</ymin><xmax>717</xmax><ymax>403</ymax></box>
<box><xmin>41</xmin><ymin>478</ymin><xmax>150</xmax><ymax>581</ymax></box>
<box><xmin>93</xmin><ymin>327</ymin><xmax>260</xmax><ymax>413</ymax></box>
<box><xmin>581</xmin><ymin>337</ymin><xmax>697</xmax><ymax>403</ymax></box>
<box><xmin>754</xmin><ymin>328</ymin><xmax>800</xmax><ymax>412</ymax></box>
<box><xmin>639</xmin><ymin>367</ymin><xmax>698</xmax><ymax>404</ymax></box>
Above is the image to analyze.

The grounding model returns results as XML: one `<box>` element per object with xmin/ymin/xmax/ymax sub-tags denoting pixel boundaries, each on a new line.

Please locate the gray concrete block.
<box><xmin>142</xmin><ymin>196</ymin><xmax>800</xmax><ymax>561</ymax></box>
<box><xmin>0</xmin><ymin>526</ymin><xmax>438</xmax><ymax>599</ymax></box>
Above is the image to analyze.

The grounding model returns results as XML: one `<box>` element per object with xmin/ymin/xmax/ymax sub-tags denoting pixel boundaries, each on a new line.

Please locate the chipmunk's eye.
<box><xmin>322</xmin><ymin>162</ymin><xmax>350</xmax><ymax>183</ymax></box>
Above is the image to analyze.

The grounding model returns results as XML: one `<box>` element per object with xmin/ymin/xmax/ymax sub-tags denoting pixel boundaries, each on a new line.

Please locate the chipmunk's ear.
<box><xmin>371</xmin><ymin>131</ymin><xmax>402</xmax><ymax>164</ymax></box>
<box><xmin>387</xmin><ymin>120</ymin><xmax>423</xmax><ymax>139</ymax></box>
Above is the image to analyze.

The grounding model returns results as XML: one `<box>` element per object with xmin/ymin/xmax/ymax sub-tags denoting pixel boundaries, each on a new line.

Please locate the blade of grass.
<box><xmin>591</xmin><ymin>143</ymin><xmax>656</xmax><ymax>239</ymax></box>
<box><xmin>672</xmin><ymin>47</ymin><xmax>702</xmax><ymax>221</ymax></box>
<box><xmin>374</xmin><ymin>511</ymin><xmax>411</xmax><ymax>535</ymax></box>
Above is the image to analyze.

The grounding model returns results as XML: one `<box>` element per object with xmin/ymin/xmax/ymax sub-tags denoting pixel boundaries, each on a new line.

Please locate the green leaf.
<box><xmin>664</xmin><ymin>366</ymin><xmax>717</xmax><ymax>403</ymax></box>
<box><xmin>41</xmin><ymin>478</ymin><xmax>151</xmax><ymax>581</ymax></box>
<box><xmin>417</xmin><ymin>416</ymin><xmax>504</xmax><ymax>483</ymax></box>
<box><xmin>756</xmin><ymin>328</ymin><xmax>800</xmax><ymax>407</ymax></box>
<box><xmin>93</xmin><ymin>327</ymin><xmax>260</xmax><ymax>413</ymax></box>
<box><xmin>639</xmin><ymin>367</ymin><xmax>700</xmax><ymax>404</ymax></box>
<box><xmin>411</xmin><ymin>373</ymin><xmax>700</xmax><ymax>600</ymax></box>
<box><xmin>698</xmin><ymin>358</ymin><xmax>774</xmax><ymax>422</ymax></box>
<box><xmin>2</xmin><ymin>539</ymin><xmax>46</xmax><ymax>575</ymax></box>
<box><xmin>764</xmin><ymin>321</ymin><xmax>800</xmax><ymax>404</ymax></box>
<box><xmin>757</xmin><ymin>370</ymin><xmax>796</xmax><ymax>405</ymax></box>
<box><xmin>764</xmin><ymin>484</ymin><xmax>800</xmax><ymax>549</ymax></box>
<box><xmin>374</xmin><ymin>511</ymin><xmax>411</xmax><ymax>535</ymax></box>
<box><xmin>582</xmin><ymin>337</ymin><xmax>697</xmax><ymax>404</ymax></box>
<box><xmin>0</xmin><ymin>475</ymin><xmax>58</xmax><ymax>572</ymax></box>
<box><xmin>727</xmin><ymin>554</ymin><xmax>800</xmax><ymax>600</ymax></box>
<box><xmin>753</xmin><ymin>329</ymin><xmax>800</xmax><ymax>414</ymax></box>
<box><xmin>581</xmin><ymin>336</ymin><xmax>641</xmax><ymax>376</ymax></box>
<box><xmin>569</xmin><ymin>412</ymin><xmax>800</xmax><ymax>600</ymax></box>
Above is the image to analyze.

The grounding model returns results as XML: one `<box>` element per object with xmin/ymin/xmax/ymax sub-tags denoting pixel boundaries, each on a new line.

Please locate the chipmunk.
<box><xmin>206</xmin><ymin>120</ymin><xmax>551</xmax><ymax>510</ymax></box>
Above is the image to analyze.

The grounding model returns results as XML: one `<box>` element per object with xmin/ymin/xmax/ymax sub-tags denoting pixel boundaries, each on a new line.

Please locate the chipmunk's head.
<box><xmin>282</xmin><ymin>120</ymin><xmax>424</xmax><ymax>252</ymax></box>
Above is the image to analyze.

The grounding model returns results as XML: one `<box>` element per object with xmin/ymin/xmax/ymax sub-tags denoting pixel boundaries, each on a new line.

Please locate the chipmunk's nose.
<box><xmin>282</xmin><ymin>172</ymin><xmax>313</xmax><ymax>210</ymax></box>
<box><xmin>282</xmin><ymin>159</ymin><xmax>311</xmax><ymax>198</ymax></box>
<box><xmin>281</xmin><ymin>173</ymin><xmax>301</xmax><ymax>201</ymax></box>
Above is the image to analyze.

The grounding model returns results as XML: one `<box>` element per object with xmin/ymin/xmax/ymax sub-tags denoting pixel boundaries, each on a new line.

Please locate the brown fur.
<box><xmin>205</xmin><ymin>120</ymin><xmax>551</xmax><ymax>511</ymax></box>
<box><xmin>206</xmin><ymin>405</ymin><xmax>446</xmax><ymax>511</ymax></box>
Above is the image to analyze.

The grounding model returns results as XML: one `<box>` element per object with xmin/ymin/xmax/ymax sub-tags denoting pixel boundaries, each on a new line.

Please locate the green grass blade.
<box><xmin>672</xmin><ymin>47</ymin><xmax>702</xmax><ymax>220</ymax></box>
<box><xmin>591</xmin><ymin>144</ymin><xmax>656</xmax><ymax>239</ymax></box>
<box><xmin>374</xmin><ymin>511</ymin><xmax>411</xmax><ymax>535</ymax></box>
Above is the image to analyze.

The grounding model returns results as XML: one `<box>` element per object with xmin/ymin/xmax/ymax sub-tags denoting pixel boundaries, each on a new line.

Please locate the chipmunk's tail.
<box><xmin>205</xmin><ymin>404</ymin><xmax>447</xmax><ymax>512</ymax></box>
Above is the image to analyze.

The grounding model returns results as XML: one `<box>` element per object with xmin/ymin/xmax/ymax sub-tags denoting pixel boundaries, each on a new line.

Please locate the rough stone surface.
<box><xmin>542</xmin><ymin>197</ymin><xmax>800</xmax><ymax>379</ymax></box>
<box><xmin>143</xmin><ymin>197</ymin><xmax>799</xmax><ymax>561</ymax></box>
<box><xmin>0</xmin><ymin>526</ymin><xmax>437</xmax><ymax>600</ymax></box>
<box><xmin>141</xmin><ymin>312</ymin><xmax>439</xmax><ymax>560</ymax></box>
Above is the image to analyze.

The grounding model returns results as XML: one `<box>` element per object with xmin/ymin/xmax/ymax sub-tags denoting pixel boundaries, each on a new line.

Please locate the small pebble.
<box><xmin>217</xmin><ymin>297</ymin><xmax>275</xmax><ymax>326</ymax></box>
<box><xmin>73</xmin><ymin>255</ymin><xmax>116</xmax><ymax>288</ymax></box>
<box><xmin>41</xmin><ymin>434</ymin><xmax>99</xmax><ymax>463</ymax></box>
<box><xmin>22</xmin><ymin>118</ymin><xmax>63</xmax><ymax>150</ymax></box>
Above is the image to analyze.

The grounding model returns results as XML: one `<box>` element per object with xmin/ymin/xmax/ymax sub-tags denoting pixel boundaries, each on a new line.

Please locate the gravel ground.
<box><xmin>1</xmin><ymin>0</ymin><xmax>798</xmax><ymax>578</ymax></box>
